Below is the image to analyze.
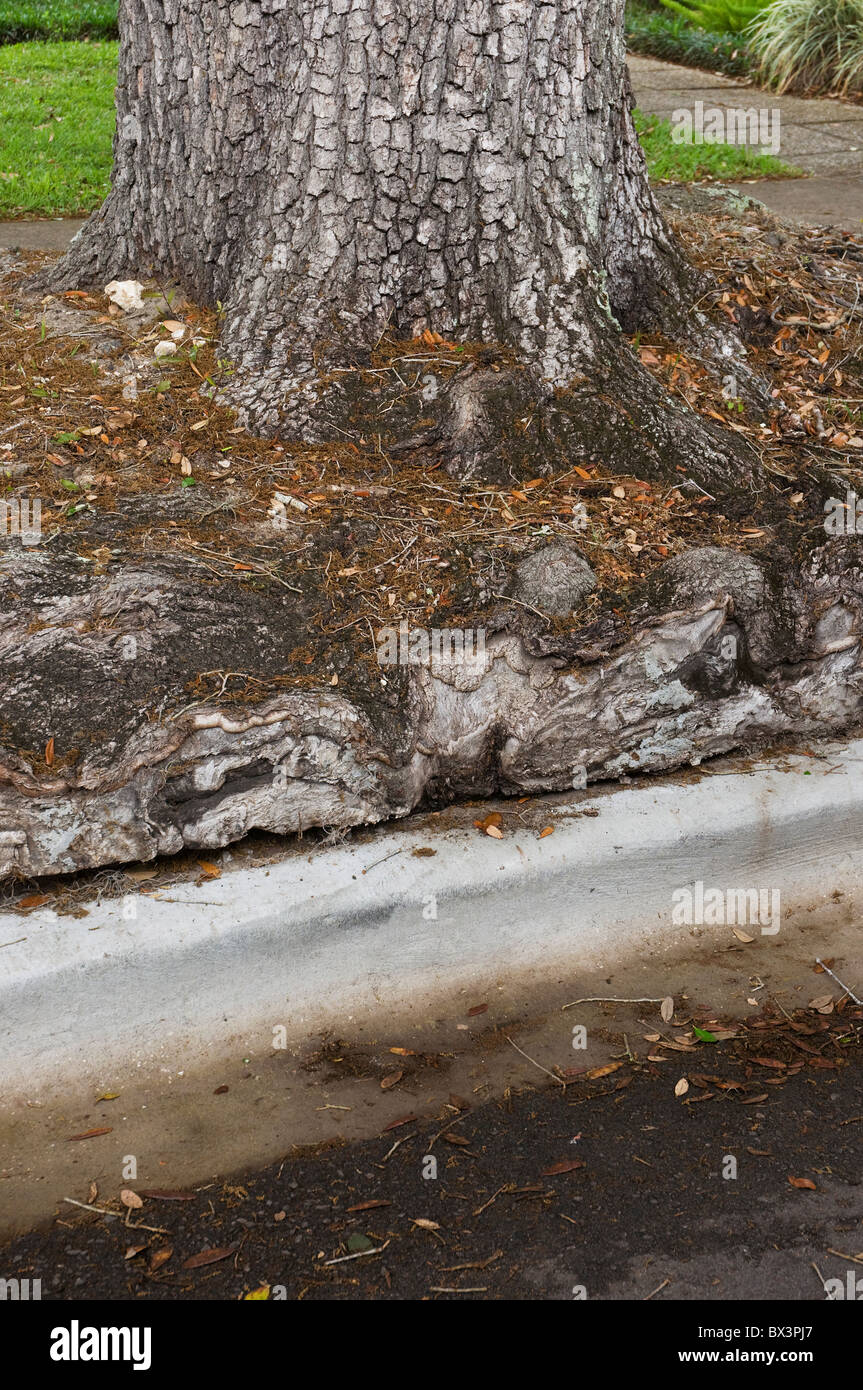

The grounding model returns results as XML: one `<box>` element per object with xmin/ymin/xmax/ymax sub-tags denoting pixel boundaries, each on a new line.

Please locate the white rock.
<box><xmin>104</xmin><ymin>279</ymin><xmax>146</xmax><ymax>312</ymax></box>
<box><xmin>154</xmin><ymin>341</ymin><xmax>178</xmax><ymax>358</ymax></box>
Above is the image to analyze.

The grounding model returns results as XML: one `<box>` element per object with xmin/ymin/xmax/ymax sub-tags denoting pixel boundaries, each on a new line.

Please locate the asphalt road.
<box><xmin>3</xmin><ymin>1007</ymin><xmax>861</xmax><ymax>1304</ymax></box>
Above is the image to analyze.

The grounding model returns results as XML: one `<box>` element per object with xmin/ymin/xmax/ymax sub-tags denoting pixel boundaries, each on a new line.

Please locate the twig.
<box><xmin>62</xmin><ymin>1198</ymin><xmax>169</xmax><ymax>1235</ymax></box>
<box><xmin>811</xmin><ymin>1262</ymin><xmax>832</xmax><ymax>1296</ymax></box>
<box><xmin>362</xmin><ymin>847</ymin><xmax>403</xmax><ymax>876</ymax></box>
<box><xmin>426</xmin><ymin>1113</ymin><xmax>469</xmax><ymax>1152</ymax></box>
<box><xmin>562</xmin><ymin>996</ymin><xmax>665</xmax><ymax>1010</ymax></box>
<box><xmin>644</xmin><ymin>1278</ymin><xmax>670</xmax><ymax>1301</ymax></box>
<box><xmin>473</xmin><ymin>1185</ymin><xmax>510</xmax><ymax>1217</ymax></box>
<box><xmin>322</xmin><ymin>1239</ymin><xmax>390</xmax><ymax>1266</ymax></box>
<box><xmin>379</xmin><ymin>1132</ymin><xmax>416</xmax><ymax>1164</ymax></box>
<box><xmin>491</xmin><ymin>591</ymin><xmax>548</xmax><ymax>620</ymax></box>
<box><xmin>504</xmin><ymin>1033</ymin><xmax>566</xmax><ymax>1089</ymax></box>
<box><xmin>430</xmin><ymin>1286</ymin><xmax>488</xmax><ymax>1293</ymax></box>
<box><xmin>815</xmin><ymin>959</ymin><xmax>862</xmax><ymax>1006</ymax></box>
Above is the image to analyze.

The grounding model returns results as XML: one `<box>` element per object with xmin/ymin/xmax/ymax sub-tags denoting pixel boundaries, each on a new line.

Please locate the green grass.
<box><xmin>0</xmin><ymin>2</ymin><xmax>117</xmax><ymax>45</ymax></box>
<box><xmin>0</xmin><ymin>40</ymin><xmax>116</xmax><ymax>215</ymax></box>
<box><xmin>633</xmin><ymin>107</ymin><xmax>797</xmax><ymax>180</ymax></box>
<box><xmin>0</xmin><ymin>38</ymin><xmax>796</xmax><ymax>220</ymax></box>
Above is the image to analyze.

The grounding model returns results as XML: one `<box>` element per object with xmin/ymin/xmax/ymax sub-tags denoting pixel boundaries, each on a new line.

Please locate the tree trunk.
<box><xmin>46</xmin><ymin>0</ymin><xmax>755</xmax><ymax>487</ymax></box>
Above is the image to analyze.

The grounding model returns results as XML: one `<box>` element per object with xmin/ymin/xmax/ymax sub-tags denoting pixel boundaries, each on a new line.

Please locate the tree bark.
<box><xmin>44</xmin><ymin>0</ymin><xmax>755</xmax><ymax>486</ymax></box>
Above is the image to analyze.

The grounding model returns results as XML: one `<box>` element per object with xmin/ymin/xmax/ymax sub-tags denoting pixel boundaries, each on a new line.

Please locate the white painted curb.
<box><xmin>2</xmin><ymin>741</ymin><xmax>863</xmax><ymax>1095</ymax></box>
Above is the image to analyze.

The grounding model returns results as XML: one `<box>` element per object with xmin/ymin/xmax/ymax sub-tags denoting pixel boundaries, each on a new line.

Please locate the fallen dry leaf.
<box><xmin>660</xmin><ymin>997</ymin><xmax>674</xmax><ymax>1022</ymax></box>
<box><xmin>67</xmin><ymin>1128</ymin><xmax>112</xmax><ymax>1141</ymax></box>
<box><xmin>542</xmin><ymin>1160</ymin><xmax>585</xmax><ymax>1176</ymax></box>
<box><xmin>674</xmin><ymin>1078</ymin><xmax>689</xmax><ymax>1097</ymax></box>
<box><xmin>120</xmin><ymin>1189</ymin><xmax>143</xmax><ymax>1210</ymax></box>
<box><xmin>583</xmin><ymin>1061</ymin><xmax>623</xmax><ymax>1080</ymax></box>
<box><xmin>380</xmin><ymin>1070</ymin><xmax>404</xmax><ymax>1091</ymax></box>
<box><xmin>182</xmin><ymin>1245</ymin><xmax>236</xmax><ymax>1270</ymax></box>
<box><xmin>788</xmin><ymin>1176</ymin><xmax>816</xmax><ymax>1190</ymax></box>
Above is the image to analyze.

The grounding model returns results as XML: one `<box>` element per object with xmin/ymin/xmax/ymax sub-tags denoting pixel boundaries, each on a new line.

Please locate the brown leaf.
<box><xmin>389</xmin><ymin>1046</ymin><xmax>417</xmax><ymax>1056</ymax></box>
<box><xmin>542</xmin><ymin>1160</ymin><xmax>584</xmax><ymax>1176</ymax></box>
<box><xmin>182</xmin><ymin>1245</ymin><xmax>236</xmax><ymax>1270</ymax></box>
<box><xmin>674</xmin><ymin>1078</ymin><xmax>689</xmax><ymax>1097</ymax></box>
<box><xmin>751</xmin><ymin>1057</ymin><xmax>786</xmax><ymax>1069</ymax></box>
<box><xmin>741</xmin><ymin>1093</ymin><xmax>769</xmax><ymax>1104</ymax></box>
<box><xmin>347</xmin><ymin>1199</ymin><xmax>392</xmax><ymax>1212</ymax></box>
<box><xmin>149</xmin><ymin>1247</ymin><xmax>173</xmax><ymax>1271</ymax></box>
<box><xmin>67</xmin><ymin>1127</ymin><xmax>112</xmax><ymax>1141</ymax></box>
<box><xmin>443</xmin><ymin>1132</ymin><xmax>470</xmax><ymax>1146</ymax></box>
<box><xmin>788</xmin><ymin>1176</ymin><xmax>816</xmax><ymax>1190</ymax></box>
<box><xmin>18</xmin><ymin>892</ymin><xmax>50</xmax><ymax>909</ymax></box>
<box><xmin>213</xmin><ymin>1084</ymin><xmax>229</xmax><ymax>1094</ymax></box>
<box><xmin>120</xmin><ymin>1188</ymin><xmax>143</xmax><ymax>1209</ymax></box>
<box><xmin>473</xmin><ymin>812</ymin><xmax>502</xmax><ymax>832</ymax></box>
<box><xmin>45</xmin><ymin>737</ymin><xmax>54</xmax><ymax>767</ymax></box>
<box><xmin>467</xmin><ymin>1003</ymin><xmax>488</xmax><ymax>1017</ymax></box>
<box><xmin>539</xmin><ymin>825</ymin><xmax>554</xmax><ymax>838</ymax></box>
<box><xmin>124</xmin><ymin>1244</ymin><xmax>148</xmax><ymax>1260</ymax></box>
<box><xmin>197</xmin><ymin>860</ymin><xmax>222</xmax><ymax>879</ymax></box>
<box><xmin>485</xmin><ymin>825</ymin><xmax>503</xmax><ymax>839</ymax></box>
<box><xmin>382</xmin><ymin>1114</ymin><xmax>418</xmax><ymax>1132</ymax></box>
<box><xmin>380</xmin><ymin>1069</ymin><xmax>403</xmax><ymax>1091</ymax></box>
<box><xmin>660</xmin><ymin>997</ymin><xmax>674</xmax><ymax>1022</ymax></box>
<box><xmin>583</xmin><ymin>1061</ymin><xmax>623</xmax><ymax>1080</ymax></box>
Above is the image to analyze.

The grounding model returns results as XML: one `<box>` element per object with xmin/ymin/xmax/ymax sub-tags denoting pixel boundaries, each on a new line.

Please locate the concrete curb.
<box><xmin>2</xmin><ymin>741</ymin><xmax>863</xmax><ymax>1095</ymax></box>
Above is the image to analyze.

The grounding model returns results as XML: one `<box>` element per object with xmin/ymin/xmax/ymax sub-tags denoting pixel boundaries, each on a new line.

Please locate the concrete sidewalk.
<box><xmin>631</xmin><ymin>53</ymin><xmax>863</xmax><ymax>232</ymax></box>
<box><xmin>629</xmin><ymin>53</ymin><xmax>863</xmax><ymax>177</ymax></box>
<box><xmin>2</xmin><ymin>740</ymin><xmax>862</xmax><ymax>1100</ymax></box>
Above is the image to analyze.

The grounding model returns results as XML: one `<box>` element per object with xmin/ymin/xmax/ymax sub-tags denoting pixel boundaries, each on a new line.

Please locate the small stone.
<box><xmin>104</xmin><ymin>280</ymin><xmax>145</xmax><ymax>313</ymax></box>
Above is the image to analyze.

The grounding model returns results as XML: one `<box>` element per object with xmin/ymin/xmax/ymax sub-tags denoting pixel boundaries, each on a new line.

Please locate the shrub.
<box><xmin>0</xmin><ymin>2</ymin><xmax>118</xmax><ymax>45</ymax></box>
<box><xmin>749</xmin><ymin>0</ymin><xmax>863</xmax><ymax>96</ymax></box>
<box><xmin>659</xmin><ymin>0</ymin><xmax>771</xmax><ymax>34</ymax></box>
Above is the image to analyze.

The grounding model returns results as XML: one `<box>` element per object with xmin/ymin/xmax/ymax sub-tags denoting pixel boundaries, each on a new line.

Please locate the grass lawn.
<box><xmin>0</xmin><ymin>39</ymin><xmax>796</xmax><ymax>219</ymax></box>
<box><xmin>633</xmin><ymin>108</ymin><xmax>796</xmax><ymax>181</ymax></box>
<box><xmin>0</xmin><ymin>41</ymin><xmax>116</xmax><ymax>216</ymax></box>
